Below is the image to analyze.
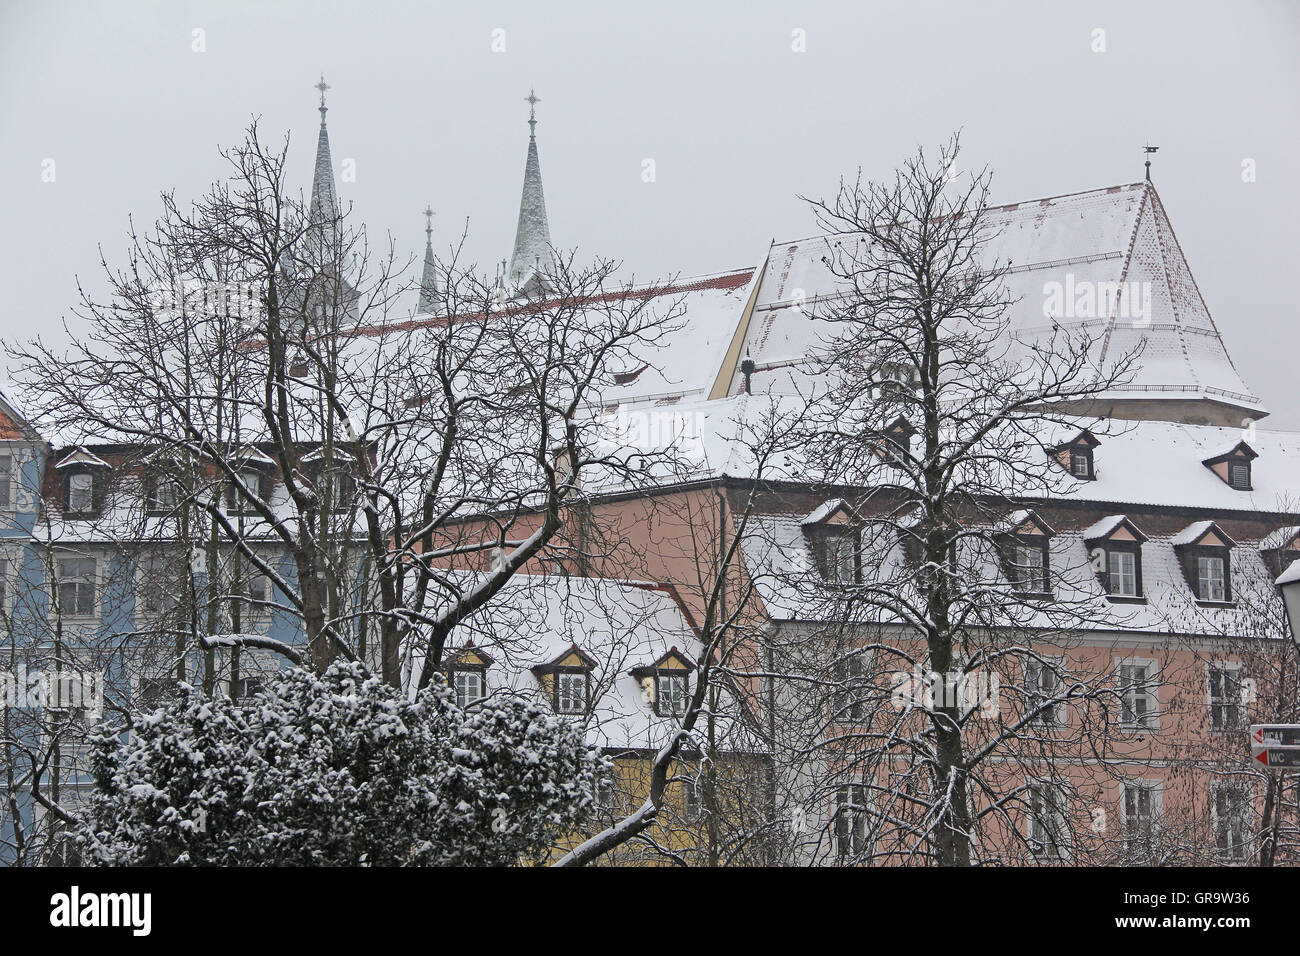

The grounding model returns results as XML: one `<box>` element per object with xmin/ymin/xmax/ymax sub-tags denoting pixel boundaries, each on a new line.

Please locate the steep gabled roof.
<box><xmin>711</xmin><ymin>182</ymin><xmax>1265</xmax><ymax>422</ymax></box>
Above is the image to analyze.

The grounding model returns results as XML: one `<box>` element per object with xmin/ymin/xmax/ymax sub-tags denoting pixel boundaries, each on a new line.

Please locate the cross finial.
<box><xmin>525</xmin><ymin>88</ymin><xmax>540</xmax><ymax>134</ymax></box>
<box><xmin>315</xmin><ymin>74</ymin><xmax>331</xmax><ymax>115</ymax></box>
<box><xmin>422</xmin><ymin>205</ymin><xmax>435</xmax><ymax>242</ymax></box>
<box><xmin>1142</xmin><ymin>143</ymin><xmax>1159</xmax><ymax>182</ymax></box>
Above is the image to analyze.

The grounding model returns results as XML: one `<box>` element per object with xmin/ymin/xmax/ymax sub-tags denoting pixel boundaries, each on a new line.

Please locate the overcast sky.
<box><xmin>2</xmin><ymin>0</ymin><xmax>1297</xmax><ymax>425</ymax></box>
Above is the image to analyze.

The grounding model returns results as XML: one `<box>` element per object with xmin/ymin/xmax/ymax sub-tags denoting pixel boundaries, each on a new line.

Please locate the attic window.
<box><xmin>1084</xmin><ymin>516</ymin><xmax>1148</xmax><ymax>602</ymax></box>
<box><xmin>1173</xmin><ymin>522</ymin><xmax>1235</xmax><ymax>604</ymax></box>
<box><xmin>631</xmin><ymin>649</ymin><xmax>695</xmax><ymax>718</ymax></box>
<box><xmin>999</xmin><ymin>512</ymin><xmax>1055</xmax><ymax>596</ymax></box>
<box><xmin>656</xmin><ymin>672</ymin><xmax>688</xmax><ymax>717</ymax></box>
<box><xmin>447</xmin><ymin>646</ymin><xmax>494</xmax><ymax>709</ymax></box>
<box><xmin>810</xmin><ymin>527</ymin><xmax>860</xmax><ymax>584</ymax></box>
<box><xmin>1052</xmin><ymin>430</ymin><xmax>1099</xmax><ymax>481</ymax></box>
<box><xmin>66</xmin><ymin>471</ymin><xmax>96</xmax><ymax>514</ymax></box>
<box><xmin>555</xmin><ymin>670</ymin><xmax>589</xmax><ymax>715</ymax></box>
<box><xmin>454</xmin><ymin>669</ymin><xmax>485</xmax><ymax>708</ymax></box>
<box><xmin>1070</xmin><ymin>449</ymin><xmax>1093</xmax><ymax>480</ymax></box>
<box><xmin>1203</xmin><ymin>442</ymin><xmax>1257</xmax><ymax>491</ymax></box>
<box><xmin>1007</xmin><ymin>539</ymin><xmax>1049</xmax><ymax>595</ymax></box>
<box><xmin>145</xmin><ymin>473</ymin><xmax>182</xmax><ymax>514</ymax></box>
<box><xmin>881</xmin><ymin>418</ymin><xmax>915</xmax><ymax>468</ymax></box>
<box><xmin>1229</xmin><ymin>461</ymin><xmax>1251</xmax><ymax>491</ymax></box>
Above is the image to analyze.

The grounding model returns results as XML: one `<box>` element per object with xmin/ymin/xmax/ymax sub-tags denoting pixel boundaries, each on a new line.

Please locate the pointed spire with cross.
<box><xmin>526</xmin><ymin>88</ymin><xmax>540</xmax><ymax>136</ymax></box>
<box><xmin>417</xmin><ymin>204</ymin><xmax>442</xmax><ymax>314</ymax></box>
<box><xmin>315</xmin><ymin>74</ymin><xmax>331</xmax><ymax>118</ymax></box>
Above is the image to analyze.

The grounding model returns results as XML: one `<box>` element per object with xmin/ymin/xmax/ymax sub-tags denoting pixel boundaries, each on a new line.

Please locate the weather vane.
<box><xmin>1143</xmin><ymin>143</ymin><xmax>1159</xmax><ymax>182</ymax></box>
<box><xmin>315</xmin><ymin>74</ymin><xmax>330</xmax><ymax>114</ymax></box>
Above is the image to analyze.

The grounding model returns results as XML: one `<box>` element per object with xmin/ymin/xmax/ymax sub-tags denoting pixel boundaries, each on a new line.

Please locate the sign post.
<box><xmin>1249</xmin><ymin>724</ymin><xmax>1300</xmax><ymax>768</ymax></box>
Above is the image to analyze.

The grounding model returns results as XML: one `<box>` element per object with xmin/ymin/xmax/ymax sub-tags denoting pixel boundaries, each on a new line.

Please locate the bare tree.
<box><xmin>8</xmin><ymin>121</ymin><xmax>685</xmax><ymax>703</ymax></box>
<box><xmin>758</xmin><ymin>135</ymin><xmax>1144</xmax><ymax>866</ymax></box>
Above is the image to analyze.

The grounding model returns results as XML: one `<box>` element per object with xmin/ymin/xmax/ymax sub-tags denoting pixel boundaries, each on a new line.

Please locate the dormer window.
<box><xmin>533</xmin><ymin>645</ymin><xmax>595</xmax><ymax>716</ymax></box>
<box><xmin>145</xmin><ymin>472</ymin><xmax>183</xmax><ymax>514</ymax></box>
<box><xmin>1229</xmin><ymin>461</ymin><xmax>1250</xmax><ymax>490</ymax></box>
<box><xmin>881</xmin><ymin>416</ymin><xmax>916</xmax><ymax>469</ymax></box>
<box><xmin>1070</xmin><ymin>449</ymin><xmax>1092</xmax><ymax>479</ymax></box>
<box><xmin>55</xmin><ymin>448</ymin><xmax>112</xmax><ymax>517</ymax></box>
<box><xmin>631</xmin><ymin>648</ymin><xmax>695</xmax><ymax>718</ymax></box>
<box><xmin>998</xmin><ymin>511</ymin><xmax>1056</xmax><ymax>597</ymax></box>
<box><xmin>1261</xmin><ymin>526</ymin><xmax>1300</xmax><ymax>577</ymax></box>
<box><xmin>67</xmin><ymin>472</ymin><xmax>95</xmax><ymax>514</ymax></box>
<box><xmin>802</xmin><ymin>500</ymin><xmax>862</xmax><ymax>584</ymax></box>
<box><xmin>556</xmin><ymin>671</ymin><xmax>588</xmax><ymax>714</ymax></box>
<box><xmin>656</xmin><ymin>673</ymin><xmax>688</xmax><ymax>717</ymax></box>
<box><xmin>1172</xmin><ymin>521</ymin><xmax>1235</xmax><ymax>604</ymax></box>
<box><xmin>1083</xmin><ymin>515</ymin><xmax>1148</xmax><ymax>602</ymax></box>
<box><xmin>228</xmin><ymin>468</ymin><xmax>273</xmax><ymax>515</ymax></box>
<box><xmin>446</xmin><ymin>644</ymin><xmax>494</xmax><ymax>709</ymax></box>
<box><xmin>1051</xmin><ymin>429</ymin><xmax>1099</xmax><ymax>481</ymax></box>
<box><xmin>1203</xmin><ymin>441</ymin><xmax>1257</xmax><ymax>492</ymax></box>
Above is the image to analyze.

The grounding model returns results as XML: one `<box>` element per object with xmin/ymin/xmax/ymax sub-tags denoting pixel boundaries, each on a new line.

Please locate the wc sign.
<box><xmin>1249</xmin><ymin>723</ymin><xmax>1300</xmax><ymax>768</ymax></box>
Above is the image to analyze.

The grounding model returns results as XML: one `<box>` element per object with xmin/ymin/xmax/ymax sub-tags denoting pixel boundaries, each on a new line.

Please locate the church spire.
<box><xmin>309</xmin><ymin>75</ymin><xmax>340</xmax><ymax>231</ymax></box>
<box><xmin>507</xmin><ymin>89</ymin><xmax>553</xmax><ymax>290</ymax></box>
<box><xmin>417</xmin><ymin>205</ymin><xmax>442</xmax><ymax>314</ymax></box>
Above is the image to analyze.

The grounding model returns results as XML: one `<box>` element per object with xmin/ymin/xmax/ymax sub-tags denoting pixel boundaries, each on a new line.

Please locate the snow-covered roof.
<box><xmin>1081</xmin><ymin>514</ymin><xmax>1132</xmax><ymax>541</ymax></box>
<box><xmin>434</xmin><ymin>575</ymin><xmax>760</xmax><ymax>754</ymax></box>
<box><xmin>710</xmin><ymin>183</ymin><xmax>1264</xmax><ymax>419</ymax></box>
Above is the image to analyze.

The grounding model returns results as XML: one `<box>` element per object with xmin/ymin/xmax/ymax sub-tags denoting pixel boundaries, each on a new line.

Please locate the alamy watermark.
<box><xmin>1</xmin><ymin>665</ymin><xmax>103</xmax><ymax>717</ymax></box>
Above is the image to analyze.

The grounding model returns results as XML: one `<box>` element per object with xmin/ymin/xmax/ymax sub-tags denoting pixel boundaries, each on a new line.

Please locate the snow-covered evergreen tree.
<box><xmin>80</xmin><ymin>662</ymin><xmax>606</xmax><ymax>865</ymax></box>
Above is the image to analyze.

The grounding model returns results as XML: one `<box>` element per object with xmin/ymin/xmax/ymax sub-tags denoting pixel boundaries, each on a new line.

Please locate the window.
<box><xmin>1196</xmin><ymin>554</ymin><xmax>1227</xmax><ymax>602</ymax></box>
<box><xmin>682</xmin><ymin>777</ymin><xmax>701</xmax><ymax>822</ymax></box>
<box><xmin>1027</xmin><ymin>780</ymin><xmax>1069</xmax><ymax>860</ymax></box>
<box><xmin>453</xmin><ymin>669</ymin><xmax>485</xmax><ymax>708</ymax></box>
<box><xmin>834</xmin><ymin>784</ymin><xmax>870</xmax><ymax>859</ymax></box>
<box><xmin>247</xmin><ymin>572</ymin><xmax>270</xmax><ymax>605</ymax></box>
<box><xmin>0</xmin><ymin>557</ymin><xmax>7</xmax><ymax>614</ymax></box>
<box><xmin>1106</xmin><ymin>548</ymin><xmax>1140</xmax><ymax>598</ymax></box>
<box><xmin>1070</xmin><ymin>449</ymin><xmax>1093</xmax><ymax>479</ymax></box>
<box><xmin>816</xmin><ymin>529</ymin><xmax>859</xmax><ymax>584</ymax></box>
<box><xmin>1207</xmin><ymin>665</ymin><xmax>1242</xmax><ymax>731</ymax></box>
<box><xmin>146</xmin><ymin>473</ymin><xmax>181</xmax><ymax>513</ymax></box>
<box><xmin>0</xmin><ymin>454</ymin><xmax>11</xmax><ymax>509</ymax></box>
<box><xmin>1229</xmin><ymin>461</ymin><xmax>1251</xmax><ymax>490</ymax></box>
<box><xmin>1008</xmin><ymin>540</ymin><xmax>1049</xmax><ymax>594</ymax></box>
<box><xmin>233</xmin><ymin>676</ymin><xmax>264</xmax><ymax>700</ymax></box>
<box><xmin>138</xmin><ymin>555</ymin><xmax>182</xmax><ymax>615</ymax></box>
<box><xmin>65</xmin><ymin>472</ymin><xmax>95</xmax><ymax>514</ymax></box>
<box><xmin>1123</xmin><ymin>781</ymin><xmax>1160</xmax><ymax>853</ymax></box>
<box><xmin>555</xmin><ymin>670</ymin><xmax>589</xmax><ymax>715</ymax></box>
<box><xmin>1212</xmin><ymin>785</ymin><xmax>1249</xmax><ymax>862</ymax></box>
<box><xmin>1024</xmin><ymin>658</ymin><xmax>1064</xmax><ymax>726</ymax></box>
<box><xmin>228</xmin><ymin>470</ymin><xmax>269</xmax><ymax>514</ymax></box>
<box><xmin>57</xmin><ymin>557</ymin><xmax>96</xmax><ymax>617</ymax></box>
<box><xmin>1119</xmin><ymin>661</ymin><xmax>1157</xmax><ymax>729</ymax></box>
<box><xmin>655</xmin><ymin>672</ymin><xmax>688</xmax><ymax>717</ymax></box>
<box><xmin>831</xmin><ymin>650</ymin><xmax>871</xmax><ymax>722</ymax></box>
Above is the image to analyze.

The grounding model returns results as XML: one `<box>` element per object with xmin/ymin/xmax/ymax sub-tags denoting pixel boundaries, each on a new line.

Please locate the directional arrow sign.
<box><xmin>1254</xmin><ymin>749</ymin><xmax>1300</xmax><ymax>769</ymax></box>
<box><xmin>1250</xmin><ymin>724</ymin><xmax>1300</xmax><ymax>749</ymax></box>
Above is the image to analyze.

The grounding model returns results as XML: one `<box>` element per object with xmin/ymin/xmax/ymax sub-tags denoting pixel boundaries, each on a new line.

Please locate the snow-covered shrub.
<box><xmin>80</xmin><ymin>662</ymin><xmax>607</xmax><ymax>866</ymax></box>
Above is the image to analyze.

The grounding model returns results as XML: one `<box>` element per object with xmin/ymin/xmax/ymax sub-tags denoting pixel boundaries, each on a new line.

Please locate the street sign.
<box><xmin>1250</xmin><ymin>724</ymin><xmax>1300</xmax><ymax>749</ymax></box>
<box><xmin>1254</xmin><ymin>749</ymin><xmax>1300</xmax><ymax>768</ymax></box>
